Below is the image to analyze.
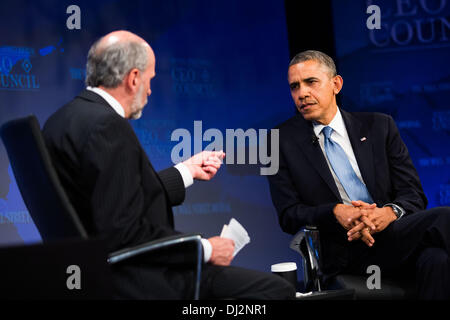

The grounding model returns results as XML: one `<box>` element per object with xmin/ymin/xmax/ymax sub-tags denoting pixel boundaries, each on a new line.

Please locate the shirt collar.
<box><xmin>313</xmin><ymin>107</ymin><xmax>346</xmax><ymax>138</ymax></box>
<box><xmin>86</xmin><ymin>86</ymin><xmax>125</xmax><ymax>118</ymax></box>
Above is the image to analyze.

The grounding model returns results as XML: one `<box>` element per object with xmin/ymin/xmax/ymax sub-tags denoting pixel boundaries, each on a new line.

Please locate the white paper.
<box><xmin>220</xmin><ymin>218</ymin><xmax>250</xmax><ymax>257</ymax></box>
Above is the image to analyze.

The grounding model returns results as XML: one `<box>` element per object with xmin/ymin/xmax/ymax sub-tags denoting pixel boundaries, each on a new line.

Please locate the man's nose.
<box><xmin>298</xmin><ymin>86</ymin><xmax>309</xmax><ymax>99</ymax></box>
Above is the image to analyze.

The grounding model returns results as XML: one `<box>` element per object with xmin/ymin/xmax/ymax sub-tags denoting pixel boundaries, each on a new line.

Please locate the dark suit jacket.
<box><xmin>268</xmin><ymin>109</ymin><xmax>427</xmax><ymax>275</ymax></box>
<box><xmin>43</xmin><ymin>90</ymin><xmax>192</xmax><ymax>298</ymax></box>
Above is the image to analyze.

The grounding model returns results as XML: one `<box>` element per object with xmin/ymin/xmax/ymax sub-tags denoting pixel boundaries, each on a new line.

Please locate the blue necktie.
<box><xmin>322</xmin><ymin>126</ymin><xmax>373</xmax><ymax>203</ymax></box>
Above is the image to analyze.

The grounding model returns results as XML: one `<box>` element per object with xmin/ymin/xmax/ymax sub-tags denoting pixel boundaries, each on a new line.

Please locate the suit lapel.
<box><xmin>291</xmin><ymin>115</ymin><xmax>341</xmax><ymax>201</ymax></box>
<box><xmin>340</xmin><ymin>110</ymin><xmax>377</xmax><ymax>201</ymax></box>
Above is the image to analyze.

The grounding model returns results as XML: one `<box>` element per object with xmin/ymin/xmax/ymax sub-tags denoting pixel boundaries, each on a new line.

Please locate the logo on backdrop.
<box><xmin>0</xmin><ymin>38</ymin><xmax>66</xmax><ymax>91</ymax></box>
<box><xmin>0</xmin><ymin>46</ymin><xmax>40</xmax><ymax>91</ymax></box>
<box><xmin>70</xmin><ymin>68</ymin><xmax>86</xmax><ymax>81</ymax></box>
<box><xmin>173</xmin><ymin>201</ymin><xmax>232</xmax><ymax>216</ymax></box>
<box><xmin>368</xmin><ymin>0</ymin><xmax>450</xmax><ymax>50</ymax></box>
<box><xmin>432</xmin><ymin>111</ymin><xmax>450</xmax><ymax>131</ymax></box>
<box><xmin>171</xmin><ymin>58</ymin><xmax>216</xmax><ymax>98</ymax></box>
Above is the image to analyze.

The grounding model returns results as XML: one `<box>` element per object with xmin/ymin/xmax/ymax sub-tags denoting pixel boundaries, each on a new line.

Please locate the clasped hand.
<box><xmin>333</xmin><ymin>201</ymin><xmax>397</xmax><ymax>247</ymax></box>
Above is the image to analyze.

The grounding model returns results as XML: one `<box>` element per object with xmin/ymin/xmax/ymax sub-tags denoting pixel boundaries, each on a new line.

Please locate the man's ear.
<box><xmin>125</xmin><ymin>68</ymin><xmax>140</xmax><ymax>93</ymax></box>
<box><xmin>332</xmin><ymin>75</ymin><xmax>343</xmax><ymax>95</ymax></box>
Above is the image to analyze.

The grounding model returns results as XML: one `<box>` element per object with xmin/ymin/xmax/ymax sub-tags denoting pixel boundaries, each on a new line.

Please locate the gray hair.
<box><xmin>85</xmin><ymin>38</ymin><xmax>148</xmax><ymax>88</ymax></box>
<box><xmin>289</xmin><ymin>50</ymin><xmax>337</xmax><ymax>77</ymax></box>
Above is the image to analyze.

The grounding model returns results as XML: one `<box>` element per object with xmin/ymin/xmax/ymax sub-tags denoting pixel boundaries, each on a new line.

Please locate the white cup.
<box><xmin>271</xmin><ymin>262</ymin><xmax>297</xmax><ymax>288</ymax></box>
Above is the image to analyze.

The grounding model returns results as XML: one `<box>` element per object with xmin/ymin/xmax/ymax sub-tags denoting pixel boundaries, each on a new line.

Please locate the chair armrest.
<box><xmin>108</xmin><ymin>233</ymin><xmax>203</xmax><ymax>299</ymax></box>
<box><xmin>290</xmin><ymin>226</ymin><xmax>323</xmax><ymax>292</ymax></box>
<box><xmin>107</xmin><ymin>233</ymin><xmax>202</xmax><ymax>264</ymax></box>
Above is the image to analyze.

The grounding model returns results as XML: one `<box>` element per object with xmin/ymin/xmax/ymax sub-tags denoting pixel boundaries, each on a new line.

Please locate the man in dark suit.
<box><xmin>43</xmin><ymin>30</ymin><xmax>295</xmax><ymax>299</ymax></box>
<box><xmin>268</xmin><ymin>50</ymin><xmax>450</xmax><ymax>299</ymax></box>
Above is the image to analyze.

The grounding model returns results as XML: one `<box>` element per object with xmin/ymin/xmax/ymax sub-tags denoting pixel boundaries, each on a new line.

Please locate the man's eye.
<box><xmin>290</xmin><ymin>83</ymin><xmax>299</xmax><ymax>90</ymax></box>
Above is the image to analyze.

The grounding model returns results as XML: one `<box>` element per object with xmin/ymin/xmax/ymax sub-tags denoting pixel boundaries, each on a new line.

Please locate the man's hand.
<box><xmin>347</xmin><ymin>219</ymin><xmax>376</xmax><ymax>247</ymax></box>
<box><xmin>334</xmin><ymin>203</ymin><xmax>377</xmax><ymax>247</ymax></box>
<box><xmin>348</xmin><ymin>201</ymin><xmax>397</xmax><ymax>235</ymax></box>
<box><xmin>183</xmin><ymin>150</ymin><xmax>225</xmax><ymax>180</ymax></box>
<box><xmin>347</xmin><ymin>201</ymin><xmax>397</xmax><ymax>246</ymax></box>
<box><xmin>346</xmin><ymin>201</ymin><xmax>377</xmax><ymax>247</ymax></box>
<box><xmin>333</xmin><ymin>203</ymin><xmax>375</xmax><ymax>230</ymax></box>
<box><xmin>208</xmin><ymin>236</ymin><xmax>234</xmax><ymax>266</ymax></box>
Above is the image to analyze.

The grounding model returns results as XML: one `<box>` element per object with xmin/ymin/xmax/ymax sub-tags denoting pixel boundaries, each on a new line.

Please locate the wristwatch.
<box><xmin>384</xmin><ymin>203</ymin><xmax>404</xmax><ymax>219</ymax></box>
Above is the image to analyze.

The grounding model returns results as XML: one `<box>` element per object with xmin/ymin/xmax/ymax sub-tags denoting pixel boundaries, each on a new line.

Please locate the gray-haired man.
<box><xmin>43</xmin><ymin>30</ymin><xmax>295</xmax><ymax>299</ymax></box>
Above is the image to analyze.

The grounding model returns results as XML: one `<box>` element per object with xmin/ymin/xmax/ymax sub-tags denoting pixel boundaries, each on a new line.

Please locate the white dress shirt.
<box><xmin>312</xmin><ymin>108</ymin><xmax>405</xmax><ymax>219</ymax></box>
<box><xmin>313</xmin><ymin>108</ymin><xmax>368</xmax><ymax>205</ymax></box>
<box><xmin>85</xmin><ymin>87</ymin><xmax>212</xmax><ymax>261</ymax></box>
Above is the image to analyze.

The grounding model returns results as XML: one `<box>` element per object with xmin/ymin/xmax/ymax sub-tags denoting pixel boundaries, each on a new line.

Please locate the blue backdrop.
<box><xmin>0</xmin><ymin>0</ymin><xmax>299</xmax><ymax>277</ymax></box>
<box><xmin>1</xmin><ymin>0</ymin><xmax>448</xmax><ymax>285</ymax></box>
<box><xmin>332</xmin><ymin>0</ymin><xmax>450</xmax><ymax>209</ymax></box>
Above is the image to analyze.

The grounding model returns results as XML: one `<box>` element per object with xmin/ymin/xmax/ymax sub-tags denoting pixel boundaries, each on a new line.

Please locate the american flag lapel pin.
<box><xmin>360</xmin><ymin>137</ymin><xmax>367</xmax><ymax>142</ymax></box>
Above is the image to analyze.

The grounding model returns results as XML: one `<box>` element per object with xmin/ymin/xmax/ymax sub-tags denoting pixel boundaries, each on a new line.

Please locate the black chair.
<box><xmin>0</xmin><ymin>238</ymin><xmax>114</xmax><ymax>299</ymax></box>
<box><xmin>0</xmin><ymin>115</ymin><xmax>204</xmax><ymax>299</ymax></box>
<box><xmin>290</xmin><ymin>226</ymin><xmax>416</xmax><ymax>299</ymax></box>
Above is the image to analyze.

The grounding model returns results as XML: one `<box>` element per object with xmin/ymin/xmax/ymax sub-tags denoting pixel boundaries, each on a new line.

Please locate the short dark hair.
<box><xmin>289</xmin><ymin>50</ymin><xmax>337</xmax><ymax>77</ymax></box>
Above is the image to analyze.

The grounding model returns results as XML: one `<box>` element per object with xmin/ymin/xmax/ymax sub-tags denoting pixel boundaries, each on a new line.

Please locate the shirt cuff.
<box><xmin>174</xmin><ymin>163</ymin><xmax>194</xmax><ymax>188</ymax></box>
<box><xmin>201</xmin><ymin>238</ymin><xmax>212</xmax><ymax>263</ymax></box>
